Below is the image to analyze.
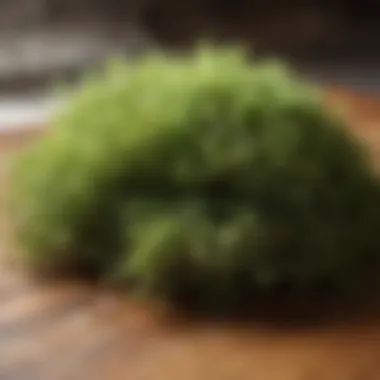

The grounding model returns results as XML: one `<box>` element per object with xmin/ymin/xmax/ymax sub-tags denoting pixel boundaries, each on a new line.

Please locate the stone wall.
<box><xmin>1</xmin><ymin>0</ymin><xmax>377</xmax><ymax>47</ymax></box>
<box><xmin>0</xmin><ymin>0</ymin><xmax>379</xmax><ymax>92</ymax></box>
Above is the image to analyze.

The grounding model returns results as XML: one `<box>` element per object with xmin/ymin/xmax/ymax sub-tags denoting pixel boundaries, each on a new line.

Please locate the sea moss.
<box><xmin>13</xmin><ymin>46</ymin><xmax>380</xmax><ymax>311</ymax></box>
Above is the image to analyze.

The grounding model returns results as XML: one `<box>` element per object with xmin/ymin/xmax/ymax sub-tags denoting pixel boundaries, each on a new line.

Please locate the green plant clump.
<box><xmin>13</xmin><ymin>46</ymin><xmax>380</xmax><ymax>311</ymax></box>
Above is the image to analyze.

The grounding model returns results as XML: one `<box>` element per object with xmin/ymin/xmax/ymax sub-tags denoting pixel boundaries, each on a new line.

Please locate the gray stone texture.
<box><xmin>0</xmin><ymin>0</ymin><xmax>378</xmax><ymax>92</ymax></box>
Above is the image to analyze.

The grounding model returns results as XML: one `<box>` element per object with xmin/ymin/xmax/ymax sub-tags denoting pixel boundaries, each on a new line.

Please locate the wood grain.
<box><xmin>1</xmin><ymin>88</ymin><xmax>380</xmax><ymax>380</ymax></box>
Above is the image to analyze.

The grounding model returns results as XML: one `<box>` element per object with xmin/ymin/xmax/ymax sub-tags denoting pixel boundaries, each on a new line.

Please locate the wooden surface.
<box><xmin>1</xmin><ymin>88</ymin><xmax>380</xmax><ymax>380</ymax></box>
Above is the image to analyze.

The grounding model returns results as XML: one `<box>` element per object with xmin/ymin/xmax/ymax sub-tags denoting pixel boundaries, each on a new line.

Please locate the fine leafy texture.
<box><xmin>12</xmin><ymin>46</ymin><xmax>380</xmax><ymax>311</ymax></box>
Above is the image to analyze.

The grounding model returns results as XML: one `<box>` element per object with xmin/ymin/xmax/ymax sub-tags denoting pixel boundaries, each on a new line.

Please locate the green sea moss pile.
<box><xmin>13</xmin><ymin>47</ymin><xmax>380</xmax><ymax>311</ymax></box>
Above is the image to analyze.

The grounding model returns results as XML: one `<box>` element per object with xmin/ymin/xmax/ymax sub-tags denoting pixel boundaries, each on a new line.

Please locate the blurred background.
<box><xmin>0</xmin><ymin>0</ymin><xmax>379</xmax><ymax>126</ymax></box>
